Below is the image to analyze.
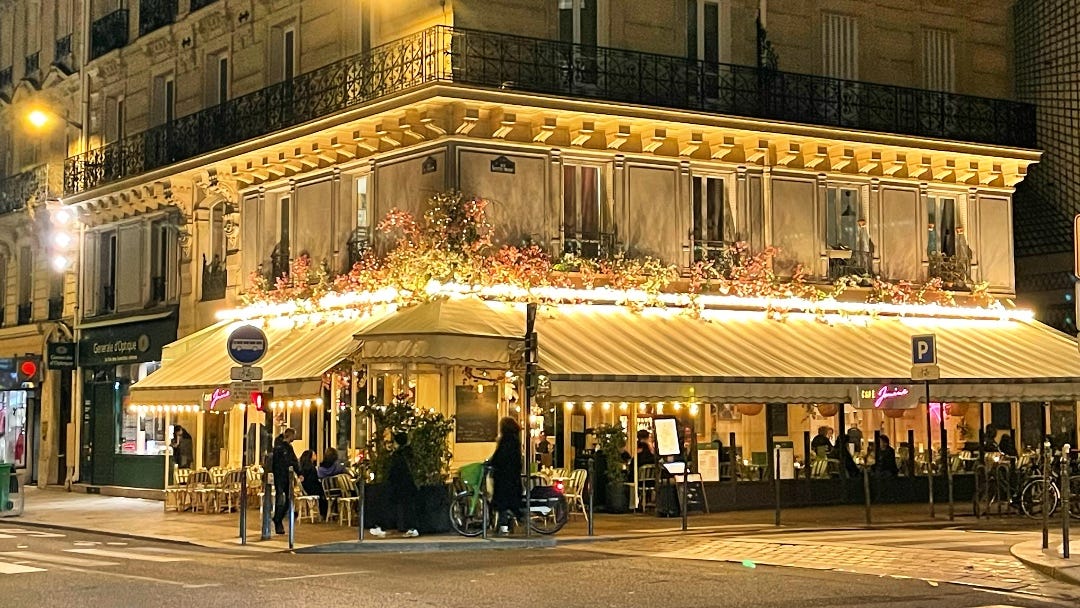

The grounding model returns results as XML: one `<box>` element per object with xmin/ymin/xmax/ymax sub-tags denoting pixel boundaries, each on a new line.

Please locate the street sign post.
<box><xmin>226</xmin><ymin>324</ymin><xmax>268</xmax><ymax>543</ymax></box>
<box><xmin>910</xmin><ymin>333</ymin><xmax>940</xmax><ymax>518</ymax></box>
<box><xmin>911</xmin><ymin>334</ymin><xmax>937</xmax><ymax>366</ymax></box>
<box><xmin>230</xmin><ymin>366</ymin><xmax>264</xmax><ymax>381</ymax></box>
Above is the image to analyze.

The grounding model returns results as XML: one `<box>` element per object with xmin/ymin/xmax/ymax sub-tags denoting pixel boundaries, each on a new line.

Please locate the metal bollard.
<box><xmin>287</xmin><ymin>466</ymin><xmax>295</xmax><ymax>550</ymax></box>
<box><xmin>1043</xmin><ymin>441</ymin><xmax>1051</xmax><ymax>550</ymax></box>
<box><xmin>863</xmin><ymin>464</ymin><xmax>872</xmax><ymax>527</ymax></box>
<box><xmin>482</xmin><ymin>466</ymin><xmax>489</xmax><ymax>540</ymax></box>
<box><xmin>1062</xmin><ymin>444</ymin><xmax>1071</xmax><ymax>559</ymax></box>
<box><xmin>774</xmin><ymin>446</ymin><xmax>781</xmax><ymax>527</ymax></box>
<box><xmin>588</xmin><ymin>457</ymin><xmax>596</xmax><ymax>536</ymax></box>
<box><xmin>357</xmin><ymin>466</ymin><xmax>366</xmax><ymax>542</ymax></box>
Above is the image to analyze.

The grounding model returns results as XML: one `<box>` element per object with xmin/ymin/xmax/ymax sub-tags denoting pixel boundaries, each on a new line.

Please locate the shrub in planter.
<box><xmin>357</xmin><ymin>393</ymin><xmax>454</xmax><ymax>533</ymax></box>
<box><xmin>594</xmin><ymin>424</ymin><xmax>630</xmax><ymax>513</ymax></box>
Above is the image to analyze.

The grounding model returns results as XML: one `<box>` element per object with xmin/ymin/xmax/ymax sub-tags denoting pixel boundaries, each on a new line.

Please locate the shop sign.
<box><xmin>79</xmin><ymin>316</ymin><xmax>178</xmax><ymax>367</ymax></box>
<box><xmin>854</xmin><ymin>384</ymin><xmax>919</xmax><ymax>410</ymax></box>
<box><xmin>421</xmin><ymin>156</ymin><xmax>438</xmax><ymax>174</ymax></box>
<box><xmin>47</xmin><ymin>342</ymin><xmax>77</xmax><ymax>370</ymax></box>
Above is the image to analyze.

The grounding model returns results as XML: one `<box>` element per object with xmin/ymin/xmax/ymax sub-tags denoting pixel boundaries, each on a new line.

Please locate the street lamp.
<box><xmin>25</xmin><ymin>107</ymin><xmax>83</xmax><ymax>130</ymax></box>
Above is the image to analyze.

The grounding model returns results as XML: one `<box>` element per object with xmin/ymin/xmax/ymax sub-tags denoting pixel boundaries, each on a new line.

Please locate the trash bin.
<box><xmin>0</xmin><ymin>463</ymin><xmax>11</xmax><ymax>511</ymax></box>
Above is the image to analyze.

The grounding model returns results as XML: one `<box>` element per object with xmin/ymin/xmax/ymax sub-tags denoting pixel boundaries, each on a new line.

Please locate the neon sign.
<box><xmin>208</xmin><ymin>387</ymin><xmax>231</xmax><ymax>410</ymax></box>
<box><xmin>871</xmin><ymin>386</ymin><xmax>910</xmax><ymax>408</ymax></box>
<box><xmin>856</xmin><ymin>385</ymin><xmax>916</xmax><ymax>410</ymax></box>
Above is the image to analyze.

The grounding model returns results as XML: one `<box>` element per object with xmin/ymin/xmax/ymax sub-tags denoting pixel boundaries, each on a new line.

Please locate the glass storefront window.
<box><xmin>0</xmin><ymin>390</ymin><xmax>28</xmax><ymax>467</ymax></box>
<box><xmin>118</xmin><ymin>409</ymin><xmax>167</xmax><ymax>455</ymax></box>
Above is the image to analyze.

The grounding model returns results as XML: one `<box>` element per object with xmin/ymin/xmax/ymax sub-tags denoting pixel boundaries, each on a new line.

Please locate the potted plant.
<box><xmin>593</xmin><ymin>424</ymin><xmax>629</xmax><ymax>513</ymax></box>
<box><xmin>357</xmin><ymin>393</ymin><xmax>455</xmax><ymax>533</ymax></box>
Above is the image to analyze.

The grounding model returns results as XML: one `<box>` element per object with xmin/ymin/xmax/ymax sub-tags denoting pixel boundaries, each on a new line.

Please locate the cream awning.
<box><xmin>128</xmin><ymin>310</ymin><xmax>390</xmax><ymax>406</ymax></box>
<box><xmin>537</xmin><ymin>305</ymin><xmax>1080</xmax><ymax>403</ymax></box>
<box><xmin>356</xmin><ymin>298</ymin><xmax>524</xmax><ymax>367</ymax></box>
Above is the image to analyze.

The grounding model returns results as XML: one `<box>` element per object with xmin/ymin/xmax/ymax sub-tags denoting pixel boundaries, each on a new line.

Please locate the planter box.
<box><xmin>363</xmin><ymin>482</ymin><xmax>451</xmax><ymax>534</ymax></box>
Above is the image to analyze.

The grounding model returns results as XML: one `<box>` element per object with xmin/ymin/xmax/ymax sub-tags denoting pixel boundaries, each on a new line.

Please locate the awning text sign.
<box><xmin>854</xmin><ymin>385</ymin><xmax>920</xmax><ymax>410</ymax></box>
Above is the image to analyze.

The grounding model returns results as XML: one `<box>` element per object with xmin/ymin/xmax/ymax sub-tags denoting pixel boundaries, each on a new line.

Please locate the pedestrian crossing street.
<box><xmin>738</xmin><ymin>528</ymin><xmax>1039</xmax><ymax>556</ymax></box>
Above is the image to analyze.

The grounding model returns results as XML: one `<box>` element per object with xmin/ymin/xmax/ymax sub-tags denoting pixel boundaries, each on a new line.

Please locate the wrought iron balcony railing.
<box><xmin>928</xmin><ymin>252</ymin><xmax>972</xmax><ymax>291</ymax></box>
<box><xmin>139</xmin><ymin>0</ymin><xmax>178</xmax><ymax>37</ymax></box>
<box><xmin>64</xmin><ymin>26</ymin><xmax>1037</xmax><ymax>196</ymax></box>
<box><xmin>17</xmin><ymin>303</ymin><xmax>31</xmax><ymax>325</ymax></box>
<box><xmin>0</xmin><ymin>163</ymin><xmax>62</xmax><ymax>215</ymax></box>
<box><xmin>563</xmin><ymin>231</ymin><xmax>617</xmax><ymax>260</ymax></box>
<box><xmin>91</xmin><ymin>9</ymin><xmax>129</xmax><ymax>60</ymax></box>
<box><xmin>190</xmin><ymin>0</ymin><xmax>220</xmax><ymax>11</ymax></box>
<box><xmin>827</xmin><ymin>248</ymin><xmax>874</xmax><ymax>281</ymax></box>
<box><xmin>24</xmin><ymin>52</ymin><xmax>39</xmax><ymax>81</ymax></box>
<box><xmin>47</xmin><ymin>296</ymin><xmax>64</xmax><ymax>320</ymax></box>
<box><xmin>54</xmin><ymin>34</ymin><xmax>75</xmax><ymax>73</ymax></box>
<box><xmin>201</xmin><ymin>255</ymin><xmax>227</xmax><ymax>301</ymax></box>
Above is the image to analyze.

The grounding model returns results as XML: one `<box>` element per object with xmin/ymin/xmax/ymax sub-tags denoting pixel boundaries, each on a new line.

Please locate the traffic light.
<box><xmin>251</xmin><ymin>391</ymin><xmax>267</xmax><ymax>412</ymax></box>
<box><xmin>16</xmin><ymin>357</ymin><xmax>43</xmax><ymax>386</ymax></box>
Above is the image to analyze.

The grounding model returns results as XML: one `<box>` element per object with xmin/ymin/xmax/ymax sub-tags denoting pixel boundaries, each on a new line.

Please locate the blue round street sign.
<box><xmin>227</xmin><ymin>325</ymin><xmax>268</xmax><ymax>365</ymax></box>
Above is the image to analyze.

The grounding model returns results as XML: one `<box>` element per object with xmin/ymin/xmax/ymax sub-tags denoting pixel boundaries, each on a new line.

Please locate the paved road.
<box><xmin>0</xmin><ymin>526</ymin><xmax>1077</xmax><ymax>608</ymax></box>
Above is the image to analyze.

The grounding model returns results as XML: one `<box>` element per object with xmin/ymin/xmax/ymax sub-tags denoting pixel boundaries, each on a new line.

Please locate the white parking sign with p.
<box><xmin>911</xmin><ymin>334</ymin><xmax>937</xmax><ymax>366</ymax></box>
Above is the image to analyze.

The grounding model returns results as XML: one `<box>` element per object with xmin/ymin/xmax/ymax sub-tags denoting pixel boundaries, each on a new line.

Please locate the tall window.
<box><xmin>347</xmin><ymin>175</ymin><xmax>371</xmax><ymax>269</ymax></box>
<box><xmin>825</xmin><ymin>187</ymin><xmax>863</xmax><ymax>251</ymax></box>
<box><xmin>99</xmin><ymin>231</ymin><xmax>118</xmax><ymax>312</ymax></box>
<box><xmin>562</xmin><ymin>164</ymin><xmax>607</xmax><ymax>257</ymax></box>
<box><xmin>558</xmin><ymin>0</ymin><xmax>598</xmax><ymax>45</ymax></box>
<box><xmin>691</xmin><ymin>175</ymin><xmax>733</xmax><ymax>262</ymax></box>
<box><xmin>105</xmin><ymin>95</ymin><xmax>125</xmax><ymax>143</ymax></box>
<box><xmin>17</xmin><ymin>246</ymin><xmax>32</xmax><ymax>307</ymax></box>
<box><xmin>272</xmin><ymin>195</ymin><xmax>291</xmax><ymax>277</ymax></box>
<box><xmin>922</xmin><ymin>28</ymin><xmax>956</xmax><ymax>92</ymax></box>
<box><xmin>151</xmin><ymin>74</ymin><xmax>175</xmax><ymax>126</ymax></box>
<box><xmin>271</xmin><ymin>24</ymin><xmax>297</xmax><ymax>83</ymax></box>
<box><xmin>206</xmin><ymin>52</ymin><xmax>229</xmax><ymax>106</ymax></box>
<box><xmin>0</xmin><ymin>254</ymin><xmax>6</xmax><ymax>324</ymax></box>
<box><xmin>687</xmin><ymin>0</ymin><xmax>724</xmax><ymax>63</ymax></box>
<box><xmin>927</xmin><ymin>195</ymin><xmax>958</xmax><ymax>257</ymax></box>
<box><xmin>822</xmin><ymin>12</ymin><xmax>858</xmax><ymax>79</ymax></box>
<box><xmin>149</xmin><ymin>220</ymin><xmax>171</xmax><ymax>303</ymax></box>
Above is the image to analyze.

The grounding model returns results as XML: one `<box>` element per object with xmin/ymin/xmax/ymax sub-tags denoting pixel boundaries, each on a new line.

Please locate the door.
<box><xmin>559</xmin><ymin>0</ymin><xmax>599</xmax><ymax>88</ymax></box>
<box><xmin>90</xmin><ymin>382</ymin><xmax>116</xmax><ymax>485</ymax></box>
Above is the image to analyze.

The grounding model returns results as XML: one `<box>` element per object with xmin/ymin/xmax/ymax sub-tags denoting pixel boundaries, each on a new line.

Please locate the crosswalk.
<box><xmin>740</xmin><ymin>528</ymin><xmax>1039</xmax><ymax>556</ymax></box>
<box><xmin>0</xmin><ymin>539</ymin><xmax>242</xmax><ymax>576</ymax></box>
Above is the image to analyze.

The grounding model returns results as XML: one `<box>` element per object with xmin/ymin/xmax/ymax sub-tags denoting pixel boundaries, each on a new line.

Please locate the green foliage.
<box><xmin>357</xmin><ymin>393</ymin><xmax>455</xmax><ymax>486</ymax></box>
<box><xmin>593</xmin><ymin>423</ymin><xmax>628</xmax><ymax>483</ymax></box>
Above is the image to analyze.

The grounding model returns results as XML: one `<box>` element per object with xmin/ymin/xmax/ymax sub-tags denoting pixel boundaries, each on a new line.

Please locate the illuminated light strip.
<box><xmin>215</xmin><ymin>280</ymin><xmax>1034</xmax><ymax>323</ymax></box>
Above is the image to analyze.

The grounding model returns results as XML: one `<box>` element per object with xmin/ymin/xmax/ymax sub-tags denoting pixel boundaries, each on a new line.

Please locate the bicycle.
<box><xmin>449</xmin><ymin>462</ymin><xmax>568</xmax><ymax>536</ymax></box>
<box><xmin>1017</xmin><ymin>453</ymin><xmax>1080</xmax><ymax>520</ymax></box>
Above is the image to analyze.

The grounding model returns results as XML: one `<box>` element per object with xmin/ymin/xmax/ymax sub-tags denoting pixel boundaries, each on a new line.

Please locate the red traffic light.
<box><xmin>17</xmin><ymin>358</ymin><xmax>42</xmax><ymax>383</ymax></box>
<box><xmin>251</xmin><ymin>391</ymin><xmax>266</xmax><ymax>411</ymax></box>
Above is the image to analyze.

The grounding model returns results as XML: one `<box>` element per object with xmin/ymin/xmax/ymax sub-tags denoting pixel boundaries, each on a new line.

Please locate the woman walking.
<box><xmin>490</xmin><ymin>417</ymin><xmax>524</xmax><ymax>535</ymax></box>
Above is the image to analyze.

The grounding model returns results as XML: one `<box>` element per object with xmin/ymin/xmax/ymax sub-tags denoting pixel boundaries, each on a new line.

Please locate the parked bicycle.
<box><xmin>449</xmin><ymin>462</ymin><xmax>568</xmax><ymax>536</ymax></box>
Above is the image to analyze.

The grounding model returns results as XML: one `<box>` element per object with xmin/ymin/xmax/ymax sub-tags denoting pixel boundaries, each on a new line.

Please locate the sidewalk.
<box><xmin>3</xmin><ymin>486</ymin><xmax>1048</xmax><ymax>554</ymax></box>
<box><xmin>1010</xmin><ymin>536</ymin><xmax>1080</xmax><ymax>587</ymax></box>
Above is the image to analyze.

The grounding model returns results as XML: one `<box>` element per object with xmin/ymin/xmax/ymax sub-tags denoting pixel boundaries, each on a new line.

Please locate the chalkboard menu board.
<box><xmin>454</xmin><ymin>386</ymin><xmax>499</xmax><ymax>443</ymax></box>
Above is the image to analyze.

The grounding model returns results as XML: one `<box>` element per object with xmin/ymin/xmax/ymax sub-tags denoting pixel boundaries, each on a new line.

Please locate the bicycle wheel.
<box><xmin>449</xmin><ymin>491</ymin><xmax>486</xmax><ymax>537</ymax></box>
<box><xmin>1020</xmin><ymin>478</ymin><xmax>1060</xmax><ymax>518</ymax></box>
<box><xmin>528</xmin><ymin>493</ymin><xmax>568</xmax><ymax>535</ymax></box>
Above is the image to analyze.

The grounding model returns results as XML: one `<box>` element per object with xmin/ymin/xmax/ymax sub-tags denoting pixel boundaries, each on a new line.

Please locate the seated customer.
<box><xmin>637</xmin><ymin>429</ymin><xmax>657</xmax><ymax>466</ymax></box>
<box><xmin>872</xmin><ymin>435</ymin><xmax>899</xmax><ymax>478</ymax></box>
<box><xmin>317</xmin><ymin>447</ymin><xmax>348</xmax><ymax>479</ymax></box>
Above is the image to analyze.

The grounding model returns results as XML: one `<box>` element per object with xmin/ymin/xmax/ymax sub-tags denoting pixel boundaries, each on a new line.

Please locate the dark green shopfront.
<box><xmin>79</xmin><ymin>313</ymin><xmax>178</xmax><ymax>490</ymax></box>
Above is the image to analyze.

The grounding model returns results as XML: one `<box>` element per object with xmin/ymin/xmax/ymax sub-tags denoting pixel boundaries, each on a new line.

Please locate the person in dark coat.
<box><xmin>170</xmin><ymin>426</ymin><xmax>194</xmax><ymax>469</ymax></box>
<box><xmin>636</xmin><ymin>429</ymin><xmax>656</xmax><ymax>466</ymax></box>
<box><xmin>872</xmin><ymin>435</ymin><xmax>899</xmax><ymax>478</ymax></box>
<box><xmin>317</xmin><ymin>447</ymin><xmax>347</xmax><ymax>479</ymax></box>
<box><xmin>298</xmin><ymin>449</ymin><xmax>328</xmax><ymax>520</ymax></box>
<box><xmin>271</xmin><ymin>428</ymin><xmax>299</xmax><ymax>535</ymax></box>
<box><xmin>386</xmin><ymin>432</ymin><xmax>420</xmax><ymax>537</ymax></box>
<box><xmin>490</xmin><ymin>416</ymin><xmax>524</xmax><ymax>535</ymax></box>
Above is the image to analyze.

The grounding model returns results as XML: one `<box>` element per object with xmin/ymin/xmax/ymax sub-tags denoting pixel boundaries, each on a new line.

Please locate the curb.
<box><xmin>1009</xmin><ymin>541</ymin><xmax>1080</xmax><ymax>587</ymax></box>
<box><xmin>9</xmin><ymin>518</ymin><xmax>202</xmax><ymax>548</ymax></box>
<box><xmin>295</xmin><ymin>537</ymin><xmax>556</xmax><ymax>554</ymax></box>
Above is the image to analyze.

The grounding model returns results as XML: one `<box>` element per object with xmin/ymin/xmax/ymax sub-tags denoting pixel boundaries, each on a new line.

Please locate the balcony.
<box><xmin>139</xmin><ymin>0</ymin><xmax>178</xmax><ymax>37</ymax></box>
<box><xmin>201</xmin><ymin>255</ymin><xmax>227</xmax><ymax>301</ymax></box>
<box><xmin>827</xmin><ymin>248</ymin><xmax>874</xmax><ymax>281</ymax></box>
<box><xmin>24</xmin><ymin>52</ymin><xmax>39</xmax><ymax>82</ymax></box>
<box><xmin>54</xmin><ymin>34</ymin><xmax>75</xmax><ymax>74</ymax></box>
<box><xmin>346</xmin><ymin>227</ymin><xmax>371</xmax><ymax>272</ymax></box>
<box><xmin>91</xmin><ymin>9</ymin><xmax>129</xmax><ymax>60</ymax></box>
<box><xmin>17</xmin><ymin>303</ymin><xmax>31</xmax><ymax>325</ymax></box>
<box><xmin>928</xmin><ymin>252</ymin><xmax>972</xmax><ymax>291</ymax></box>
<box><xmin>64</xmin><ymin>26</ymin><xmax>1037</xmax><ymax>196</ymax></box>
<box><xmin>563</xmin><ymin>231</ymin><xmax>617</xmax><ymax>260</ymax></box>
<box><xmin>190</xmin><ymin>0</ymin><xmax>220</xmax><ymax>11</ymax></box>
<box><xmin>47</xmin><ymin>296</ymin><xmax>64</xmax><ymax>320</ymax></box>
<box><xmin>0</xmin><ymin>163</ymin><xmax>62</xmax><ymax>215</ymax></box>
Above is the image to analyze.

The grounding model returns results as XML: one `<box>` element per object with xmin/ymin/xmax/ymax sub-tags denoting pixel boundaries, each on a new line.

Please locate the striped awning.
<box><xmin>536</xmin><ymin>304</ymin><xmax>1080</xmax><ymax>403</ymax></box>
<box><xmin>128</xmin><ymin>309</ymin><xmax>391</xmax><ymax>406</ymax></box>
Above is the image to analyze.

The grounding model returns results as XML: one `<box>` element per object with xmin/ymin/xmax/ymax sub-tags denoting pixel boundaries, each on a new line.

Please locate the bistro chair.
<box><xmin>321</xmin><ymin>476</ymin><xmax>343</xmax><ymax>523</ymax></box>
<box><xmin>564</xmin><ymin>469</ymin><xmax>589</xmax><ymax>522</ymax></box>
<box><xmin>636</xmin><ymin>465</ymin><xmax>659</xmax><ymax>511</ymax></box>
<box><xmin>187</xmin><ymin>470</ymin><xmax>216</xmax><ymax>513</ymax></box>
<box><xmin>215</xmin><ymin>470</ymin><xmax>246</xmax><ymax>513</ymax></box>
<box><xmin>292</xmin><ymin>471</ymin><xmax>320</xmax><ymax>523</ymax></box>
<box><xmin>332</xmin><ymin>475</ymin><xmax>360</xmax><ymax>527</ymax></box>
<box><xmin>164</xmin><ymin>466</ymin><xmax>192</xmax><ymax>512</ymax></box>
